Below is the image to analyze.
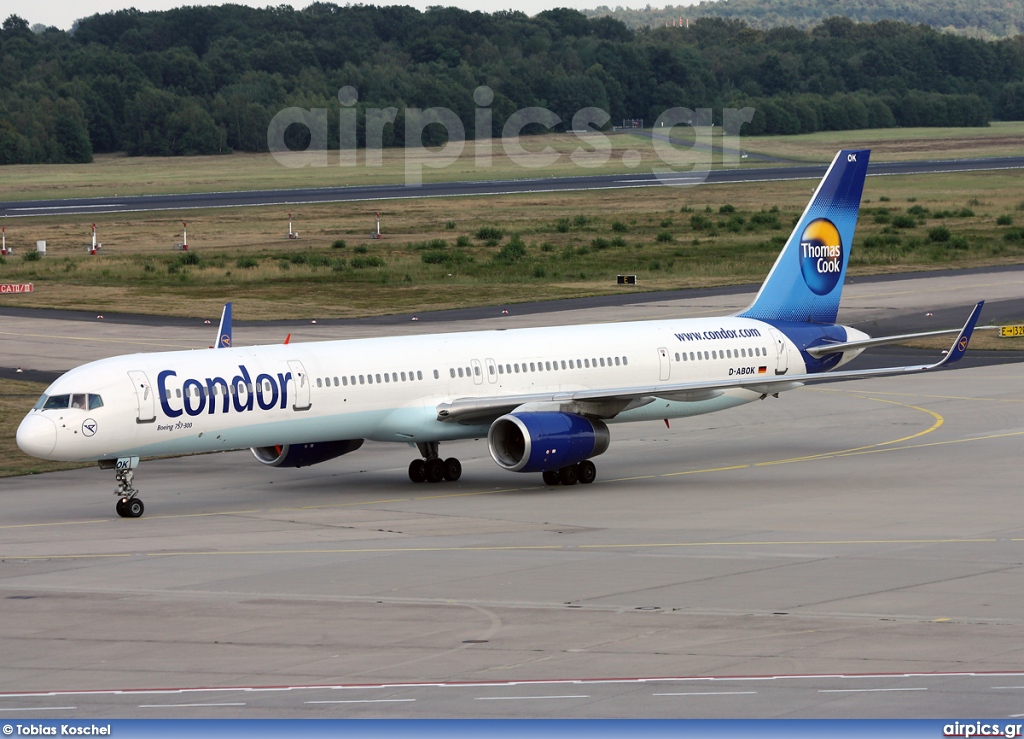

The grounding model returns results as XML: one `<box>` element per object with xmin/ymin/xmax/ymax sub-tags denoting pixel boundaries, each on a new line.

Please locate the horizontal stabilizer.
<box><xmin>806</xmin><ymin>321</ymin><xmax>995</xmax><ymax>358</ymax></box>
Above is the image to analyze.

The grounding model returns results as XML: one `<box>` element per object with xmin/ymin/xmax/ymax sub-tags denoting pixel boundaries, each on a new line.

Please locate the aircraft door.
<box><xmin>658</xmin><ymin>347</ymin><xmax>671</xmax><ymax>381</ymax></box>
<box><xmin>485</xmin><ymin>358</ymin><xmax>498</xmax><ymax>384</ymax></box>
<box><xmin>287</xmin><ymin>360</ymin><xmax>312</xmax><ymax>411</ymax></box>
<box><xmin>471</xmin><ymin>359</ymin><xmax>484</xmax><ymax>386</ymax></box>
<box><xmin>768</xmin><ymin>327</ymin><xmax>789</xmax><ymax>375</ymax></box>
<box><xmin>128</xmin><ymin>370</ymin><xmax>156</xmax><ymax>424</ymax></box>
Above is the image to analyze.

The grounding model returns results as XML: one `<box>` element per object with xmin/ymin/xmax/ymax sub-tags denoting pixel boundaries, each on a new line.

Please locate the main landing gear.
<box><xmin>113</xmin><ymin>466</ymin><xmax>145</xmax><ymax>518</ymax></box>
<box><xmin>542</xmin><ymin>459</ymin><xmax>597</xmax><ymax>487</ymax></box>
<box><xmin>408</xmin><ymin>441</ymin><xmax>462</xmax><ymax>484</ymax></box>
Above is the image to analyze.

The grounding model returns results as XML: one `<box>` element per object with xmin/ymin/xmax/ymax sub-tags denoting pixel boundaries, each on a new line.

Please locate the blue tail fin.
<box><xmin>738</xmin><ymin>149</ymin><xmax>870</xmax><ymax>324</ymax></box>
<box><xmin>216</xmin><ymin>302</ymin><xmax>232</xmax><ymax>348</ymax></box>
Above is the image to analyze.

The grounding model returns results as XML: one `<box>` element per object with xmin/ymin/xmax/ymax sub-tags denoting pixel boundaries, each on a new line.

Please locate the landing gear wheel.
<box><xmin>409</xmin><ymin>459</ymin><xmax>427</xmax><ymax>483</ymax></box>
<box><xmin>425</xmin><ymin>458</ymin><xmax>445</xmax><ymax>483</ymax></box>
<box><xmin>542</xmin><ymin>470</ymin><xmax>561</xmax><ymax>486</ymax></box>
<box><xmin>558</xmin><ymin>464</ymin><xmax>579</xmax><ymax>486</ymax></box>
<box><xmin>577</xmin><ymin>460</ymin><xmax>597</xmax><ymax>485</ymax></box>
<box><xmin>443</xmin><ymin>457</ymin><xmax>462</xmax><ymax>482</ymax></box>
<box><xmin>113</xmin><ymin>465</ymin><xmax>144</xmax><ymax>517</ymax></box>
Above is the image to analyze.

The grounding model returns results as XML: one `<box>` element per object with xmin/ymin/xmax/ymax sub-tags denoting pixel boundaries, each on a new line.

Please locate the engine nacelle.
<box><xmin>487</xmin><ymin>412</ymin><xmax>609</xmax><ymax>473</ymax></box>
<box><xmin>251</xmin><ymin>439</ymin><xmax>364</xmax><ymax>468</ymax></box>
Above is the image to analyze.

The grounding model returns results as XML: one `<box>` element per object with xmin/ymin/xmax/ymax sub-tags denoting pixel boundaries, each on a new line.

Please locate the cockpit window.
<box><xmin>43</xmin><ymin>394</ymin><xmax>70</xmax><ymax>410</ymax></box>
<box><xmin>38</xmin><ymin>394</ymin><xmax>102</xmax><ymax>411</ymax></box>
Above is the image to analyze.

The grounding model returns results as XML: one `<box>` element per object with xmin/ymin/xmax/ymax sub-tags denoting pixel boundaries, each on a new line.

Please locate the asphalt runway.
<box><xmin>2</xmin><ymin>156</ymin><xmax>1022</xmax><ymax>217</ymax></box>
<box><xmin>1</xmin><ymin>270</ymin><xmax>1023</xmax><ymax>718</ymax></box>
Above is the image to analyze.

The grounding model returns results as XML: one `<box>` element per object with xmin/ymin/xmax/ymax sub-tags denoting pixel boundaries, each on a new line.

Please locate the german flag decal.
<box><xmin>758</xmin><ymin>366</ymin><xmax>768</xmax><ymax>374</ymax></box>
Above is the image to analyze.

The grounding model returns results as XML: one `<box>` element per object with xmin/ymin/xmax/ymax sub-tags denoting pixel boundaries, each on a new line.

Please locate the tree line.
<box><xmin>1</xmin><ymin>5</ymin><xmax>1023</xmax><ymax>165</ymax></box>
<box><xmin>587</xmin><ymin>0</ymin><xmax>1024</xmax><ymax>38</ymax></box>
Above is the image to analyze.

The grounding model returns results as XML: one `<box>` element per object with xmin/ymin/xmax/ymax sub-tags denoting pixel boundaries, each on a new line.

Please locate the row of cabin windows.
<box><xmin>449</xmin><ymin>356</ymin><xmax>629</xmax><ymax>379</ymax></box>
<box><xmin>164</xmin><ymin>383</ymin><xmax>263</xmax><ymax>400</ymax></box>
<box><xmin>674</xmin><ymin>346</ymin><xmax>768</xmax><ymax>362</ymax></box>
<box><xmin>317</xmin><ymin>370</ymin><xmax>435</xmax><ymax>388</ymax></box>
<box><xmin>164</xmin><ymin>371</ymin><xmax>437</xmax><ymax>398</ymax></box>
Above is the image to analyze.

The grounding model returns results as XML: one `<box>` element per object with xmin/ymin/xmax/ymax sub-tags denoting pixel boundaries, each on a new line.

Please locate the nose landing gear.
<box><xmin>101</xmin><ymin>457</ymin><xmax>146</xmax><ymax>518</ymax></box>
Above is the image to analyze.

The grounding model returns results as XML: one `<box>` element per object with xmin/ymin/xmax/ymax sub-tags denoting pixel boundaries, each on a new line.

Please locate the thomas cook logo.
<box><xmin>799</xmin><ymin>218</ymin><xmax>844</xmax><ymax>296</ymax></box>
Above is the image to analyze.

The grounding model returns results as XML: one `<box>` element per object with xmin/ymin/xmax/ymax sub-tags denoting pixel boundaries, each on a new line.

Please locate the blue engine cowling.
<box><xmin>251</xmin><ymin>439</ymin><xmax>364</xmax><ymax>468</ymax></box>
<box><xmin>487</xmin><ymin>412</ymin><xmax>609</xmax><ymax>473</ymax></box>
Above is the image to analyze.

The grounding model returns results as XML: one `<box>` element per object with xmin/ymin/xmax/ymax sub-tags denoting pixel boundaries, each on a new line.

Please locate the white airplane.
<box><xmin>17</xmin><ymin>150</ymin><xmax>984</xmax><ymax>518</ymax></box>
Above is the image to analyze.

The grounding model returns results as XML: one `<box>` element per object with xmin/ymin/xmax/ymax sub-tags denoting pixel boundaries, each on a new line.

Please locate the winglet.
<box><xmin>216</xmin><ymin>302</ymin><xmax>233</xmax><ymax>349</ymax></box>
<box><xmin>937</xmin><ymin>301</ymin><xmax>983</xmax><ymax>367</ymax></box>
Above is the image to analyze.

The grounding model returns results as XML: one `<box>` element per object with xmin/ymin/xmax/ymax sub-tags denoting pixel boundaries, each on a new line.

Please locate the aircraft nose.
<box><xmin>17</xmin><ymin>414</ymin><xmax>57</xmax><ymax>458</ymax></box>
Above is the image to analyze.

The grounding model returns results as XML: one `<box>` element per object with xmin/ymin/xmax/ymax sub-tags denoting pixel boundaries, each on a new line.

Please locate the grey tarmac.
<box><xmin>0</xmin><ymin>269</ymin><xmax>1023</xmax><ymax>718</ymax></box>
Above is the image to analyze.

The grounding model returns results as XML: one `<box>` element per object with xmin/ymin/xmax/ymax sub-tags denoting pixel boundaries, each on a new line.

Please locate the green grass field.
<box><xmin>1</xmin><ymin>122</ymin><xmax>1020</xmax><ymax>202</ymax></box>
<box><xmin>1</xmin><ymin>169</ymin><xmax>1023</xmax><ymax>320</ymax></box>
<box><xmin>741</xmin><ymin>121</ymin><xmax>1024</xmax><ymax>162</ymax></box>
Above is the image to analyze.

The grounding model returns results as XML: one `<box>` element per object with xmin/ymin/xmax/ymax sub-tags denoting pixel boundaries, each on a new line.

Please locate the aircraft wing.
<box><xmin>437</xmin><ymin>302</ymin><xmax>983</xmax><ymax>424</ymax></box>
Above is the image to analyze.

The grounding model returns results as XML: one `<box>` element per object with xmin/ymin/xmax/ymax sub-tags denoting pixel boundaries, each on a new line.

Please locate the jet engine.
<box><xmin>487</xmin><ymin>412</ymin><xmax>609</xmax><ymax>473</ymax></box>
<box><xmin>251</xmin><ymin>439</ymin><xmax>364</xmax><ymax>468</ymax></box>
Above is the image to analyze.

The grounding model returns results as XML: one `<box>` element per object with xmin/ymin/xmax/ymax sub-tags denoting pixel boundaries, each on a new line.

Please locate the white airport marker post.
<box><xmin>177</xmin><ymin>221</ymin><xmax>188</xmax><ymax>251</ymax></box>
<box><xmin>287</xmin><ymin>213</ymin><xmax>298</xmax><ymax>239</ymax></box>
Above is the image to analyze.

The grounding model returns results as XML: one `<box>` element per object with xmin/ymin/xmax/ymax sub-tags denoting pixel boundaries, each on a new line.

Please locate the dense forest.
<box><xmin>1</xmin><ymin>5</ymin><xmax>1023</xmax><ymax>165</ymax></box>
<box><xmin>588</xmin><ymin>0</ymin><xmax>1024</xmax><ymax>38</ymax></box>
